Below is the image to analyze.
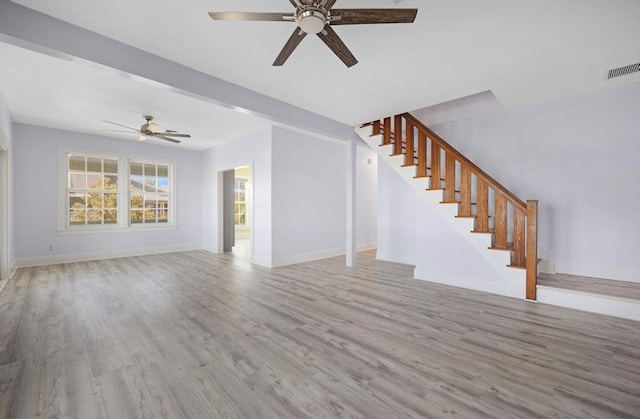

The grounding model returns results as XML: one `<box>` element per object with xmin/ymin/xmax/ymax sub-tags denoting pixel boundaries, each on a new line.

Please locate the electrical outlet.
<box><xmin>48</xmin><ymin>245</ymin><xmax>54</xmax><ymax>252</ymax></box>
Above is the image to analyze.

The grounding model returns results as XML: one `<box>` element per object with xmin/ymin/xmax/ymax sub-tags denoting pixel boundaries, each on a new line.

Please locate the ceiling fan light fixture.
<box><xmin>297</xmin><ymin>9</ymin><xmax>327</xmax><ymax>34</ymax></box>
<box><xmin>138</xmin><ymin>134</ymin><xmax>147</xmax><ymax>141</ymax></box>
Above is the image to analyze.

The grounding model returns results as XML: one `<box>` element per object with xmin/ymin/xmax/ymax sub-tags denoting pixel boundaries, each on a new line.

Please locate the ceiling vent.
<box><xmin>607</xmin><ymin>63</ymin><xmax>640</xmax><ymax>79</ymax></box>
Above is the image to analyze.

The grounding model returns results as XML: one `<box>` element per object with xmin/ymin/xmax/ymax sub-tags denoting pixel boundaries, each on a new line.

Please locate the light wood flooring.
<box><xmin>538</xmin><ymin>272</ymin><xmax>640</xmax><ymax>300</ymax></box>
<box><xmin>0</xmin><ymin>250</ymin><xmax>639</xmax><ymax>418</ymax></box>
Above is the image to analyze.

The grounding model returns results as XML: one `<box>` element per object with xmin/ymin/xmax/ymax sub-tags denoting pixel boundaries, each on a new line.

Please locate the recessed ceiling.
<box><xmin>11</xmin><ymin>0</ymin><xmax>640</xmax><ymax>125</ymax></box>
<box><xmin>0</xmin><ymin>41</ymin><xmax>271</xmax><ymax>150</ymax></box>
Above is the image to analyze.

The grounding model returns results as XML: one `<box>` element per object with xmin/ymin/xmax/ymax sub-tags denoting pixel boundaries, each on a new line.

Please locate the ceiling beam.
<box><xmin>0</xmin><ymin>0</ymin><xmax>359</xmax><ymax>143</ymax></box>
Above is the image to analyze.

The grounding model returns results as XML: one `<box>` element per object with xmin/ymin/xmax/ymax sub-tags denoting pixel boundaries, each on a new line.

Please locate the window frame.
<box><xmin>127</xmin><ymin>158</ymin><xmax>176</xmax><ymax>228</ymax></box>
<box><xmin>57</xmin><ymin>148</ymin><xmax>177</xmax><ymax>234</ymax></box>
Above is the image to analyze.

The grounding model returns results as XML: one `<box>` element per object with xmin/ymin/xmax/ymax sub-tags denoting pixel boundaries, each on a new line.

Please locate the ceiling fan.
<box><xmin>208</xmin><ymin>0</ymin><xmax>418</xmax><ymax>67</ymax></box>
<box><xmin>103</xmin><ymin>115</ymin><xmax>191</xmax><ymax>144</ymax></box>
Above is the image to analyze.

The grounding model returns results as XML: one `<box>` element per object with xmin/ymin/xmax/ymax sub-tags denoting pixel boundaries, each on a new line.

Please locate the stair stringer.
<box><xmin>356</xmin><ymin>126</ymin><xmax>526</xmax><ymax>299</ymax></box>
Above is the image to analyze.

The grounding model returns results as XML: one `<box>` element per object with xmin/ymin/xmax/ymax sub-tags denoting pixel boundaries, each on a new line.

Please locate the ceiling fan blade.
<box><xmin>208</xmin><ymin>12</ymin><xmax>293</xmax><ymax>22</ymax></box>
<box><xmin>161</xmin><ymin>132</ymin><xmax>191</xmax><ymax>138</ymax></box>
<box><xmin>274</xmin><ymin>29</ymin><xmax>308</xmax><ymax>66</ymax></box>
<box><xmin>154</xmin><ymin>134</ymin><xmax>182</xmax><ymax>144</ymax></box>
<box><xmin>324</xmin><ymin>0</ymin><xmax>338</xmax><ymax>10</ymax></box>
<box><xmin>317</xmin><ymin>26</ymin><xmax>358</xmax><ymax>67</ymax></box>
<box><xmin>103</xmin><ymin>120</ymin><xmax>140</xmax><ymax>132</ymax></box>
<box><xmin>330</xmin><ymin>9</ymin><xmax>418</xmax><ymax>25</ymax></box>
<box><xmin>288</xmin><ymin>0</ymin><xmax>298</xmax><ymax>6</ymax></box>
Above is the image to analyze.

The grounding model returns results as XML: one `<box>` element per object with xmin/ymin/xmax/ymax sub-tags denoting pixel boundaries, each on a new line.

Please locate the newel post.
<box><xmin>526</xmin><ymin>200</ymin><xmax>538</xmax><ymax>301</ymax></box>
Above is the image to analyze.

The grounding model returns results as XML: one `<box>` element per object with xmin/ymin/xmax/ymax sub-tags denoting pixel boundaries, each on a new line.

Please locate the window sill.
<box><xmin>57</xmin><ymin>224</ymin><xmax>178</xmax><ymax>235</ymax></box>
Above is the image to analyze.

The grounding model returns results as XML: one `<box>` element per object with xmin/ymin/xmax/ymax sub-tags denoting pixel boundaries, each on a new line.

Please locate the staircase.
<box><xmin>356</xmin><ymin>113</ymin><xmax>539</xmax><ymax>301</ymax></box>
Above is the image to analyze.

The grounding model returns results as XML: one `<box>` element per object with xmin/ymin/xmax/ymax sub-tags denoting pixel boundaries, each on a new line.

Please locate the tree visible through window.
<box><xmin>130</xmin><ymin>161</ymin><xmax>170</xmax><ymax>224</ymax></box>
<box><xmin>68</xmin><ymin>154</ymin><xmax>118</xmax><ymax>225</ymax></box>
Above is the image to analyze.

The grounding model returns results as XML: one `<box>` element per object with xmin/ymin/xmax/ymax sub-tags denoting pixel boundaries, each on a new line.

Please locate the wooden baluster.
<box><xmin>513</xmin><ymin>209</ymin><xmax>525</xmax><ymax>267</ymax></box>
<box><xmin>526</xmin><ymin>200</ymin><xmax>539</xmax><ymax>301</ymax></box>
<box><xmin>416</xmin><ymin>131</ymin><xmax>427</xmax><ymax>177</ymax></box>
<box><xmin>459</xmin><ymin>165</ymin><xmax>471</xmax><ymax>216</ymax></box>
<box><xmin>403</xmin><ymin>120</ymin><xmax>415</xmax><ymax>167</ymax></box>
<box><xmin>430</xmin><ymin>141</ymin><xmax>441</xmax><ymax>189</ymax></box>
<box><xmin>372</xmin><ymin>119</ymin><xmax>380</xmax><ymax>136</ymax></box>
<box><xmin>382</xmin><ymin>117</ymin><xmax>391</xmax><ymax>146</ymax></box>
<box><xmin>444</xmin><ymin>152</ymin><xmax>456</xmax><ymax>202</ymax></box>
<box><xmin>476</xmin><ymin>179</ymin><xmax>489</xmax><ymax>232</ymax></box>
<box><xmin>494</xmin><ymin>193</ymin><xmax>507</xmax><ymax>249</ymax></box>
<box><xmin>393</xmin><ymin>115</ymin><xmax>403</xmax><ymax>155</ymax></box>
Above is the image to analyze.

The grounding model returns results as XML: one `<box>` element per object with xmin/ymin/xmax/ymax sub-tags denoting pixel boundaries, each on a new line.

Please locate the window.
<box><xmin>129</xmin><ymin>161</ymin><xmax>170</xmax><ymax>224</ymax></box>
<box><xmin>67</xmin><ymin>154</ymin><xmax>119</xmax><ymax>225</ymax></box>
<box><xmin>60</xmin><ymin>150</ymin><xmax>175</xmax><ymax>232</ymax></box>
<box><xmin>234</xmin><ymin>177</ymin><xmax>247</xmax><ymax>226</ymax></box>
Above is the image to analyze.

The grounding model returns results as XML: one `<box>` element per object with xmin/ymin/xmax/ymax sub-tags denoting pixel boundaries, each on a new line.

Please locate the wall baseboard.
<box><xmin>357</xmin><ymin>242</ymin><xmax>377</xmax><ymax>252</ymax></box>
<box><xmin>14</xmin><ymin>244</ymin><xmax>201</xmax><ymax>268</ymax></box>
<box><xmin>554</xmin><ymin>260</ymin><xmax>640</xmax><ymax>284</ymax></box>
<box><xmin>414</xmin><ymin>268</ymin><xmax>525</xmax><ymax>299</ymax></box>
<box><xmin>376</xmin><ymin>251</ymin><xmax>415</xmax><ymax>266</ymax></box>
<box><xmin>270</xmin><ymin>243</ymin><xmax>377</xmax><ymax>268</ymax></box>
<box><xmin>272</xmin><ymin>247</ymin><xmax>345</xmax><ymax>268</ymax></box>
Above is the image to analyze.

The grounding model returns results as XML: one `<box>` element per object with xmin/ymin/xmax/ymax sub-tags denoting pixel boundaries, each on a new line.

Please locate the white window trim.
<box><xmin>57</xmin><ymin>148</ymin><xmax>177</xmax><ymax>234</ymax></box>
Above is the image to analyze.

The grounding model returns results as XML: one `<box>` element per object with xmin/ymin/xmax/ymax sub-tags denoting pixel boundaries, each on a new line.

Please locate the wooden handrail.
<box><xmin>402</xmin><ymin>113</ymin><xmax>526</xmax><ymax>211</ymax></box>
<box><xmin>365</xmin><ymin>113</ymin><xmax>538</xmax><ymax>300</ymax></box>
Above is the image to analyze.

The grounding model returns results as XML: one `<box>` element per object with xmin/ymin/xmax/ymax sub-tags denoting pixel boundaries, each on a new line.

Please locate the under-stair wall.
<box><xmin>356</xmin><ymin>115</ymin><xmax>539</xmax><ymax>300</ymax></box>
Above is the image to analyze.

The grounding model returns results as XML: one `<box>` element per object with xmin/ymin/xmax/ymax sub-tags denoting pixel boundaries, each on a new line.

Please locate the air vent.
<box><xmin>607</xmin><ymin>63</ymin><xmax>640</xmax><ymax>79</ymax></box>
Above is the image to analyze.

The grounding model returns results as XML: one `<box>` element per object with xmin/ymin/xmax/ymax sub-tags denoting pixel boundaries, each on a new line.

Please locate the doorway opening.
<box><xmin>232</xmin><ymin>166</ymin><xmax>251</xmax><ymax>257</ymax></box>
<box><xmin>220</xmin><ymin>165</ymin><xmax>252</xmax><ymax>260</ymax></box>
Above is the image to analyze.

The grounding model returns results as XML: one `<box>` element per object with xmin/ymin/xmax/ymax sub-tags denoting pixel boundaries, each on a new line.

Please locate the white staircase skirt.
<box><xmin>355</xmin><ymin>126</ymin><xmax>526</xmax><ymax>300</ymax></box>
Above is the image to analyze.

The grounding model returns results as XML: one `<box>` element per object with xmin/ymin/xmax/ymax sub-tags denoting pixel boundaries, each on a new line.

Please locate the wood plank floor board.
<box><xmin>1</xmin><ymin>250</ymin><xmax>639</xmax><ymax>418</ymax></box>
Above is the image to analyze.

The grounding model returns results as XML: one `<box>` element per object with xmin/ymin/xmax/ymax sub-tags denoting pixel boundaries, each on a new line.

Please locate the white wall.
<box><xmin>0</xmin><ymin>93</ymin><xmax>14</xmax><ymax>277</ymax></box>
<box><xmin>427</xmin><ymin>82</ymin><xmax>640</xmax><ymax>282</ymax></box>
<box><xmin>376</xmin><ymin>159</ymin><xmax>416</xmax><ymax>265</ymax></box>
<box><xmin>271</xmin><ymin>126</ymin><xmax>347</xmax><ymax>266</ymax></box>
<box><xmin>356</xmin><ymin>145</ymin><xmax>377</xmax><ymax>248</ymax></box>
<box><xmin>13</xmin><ymin>124</ymin><xmax>203</xmax><ymax>265</ymax></box>
<box><xmin>202</xmin><ymin>126</ymin><xmax>377</xmax><ymax>268</ymax></box>
<box><xmin>201</xmin><ymin>127</ymin><xmax>272</xmax><ymax>265</ymax></box>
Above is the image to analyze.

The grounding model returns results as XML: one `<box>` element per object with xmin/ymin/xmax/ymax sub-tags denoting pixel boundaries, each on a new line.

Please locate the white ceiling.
<box><xmin>0</xmin><ymin>42</ymin><xmax>271</xmax><ymax>150</ymax></box>
<box><xmin>2</xmin><ymin>0</ymin><xmax>640</xmax><ymax>148</ymax></box>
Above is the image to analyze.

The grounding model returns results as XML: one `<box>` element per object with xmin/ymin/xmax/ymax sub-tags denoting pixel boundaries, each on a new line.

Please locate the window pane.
<box><xmin>130</xmin><ymin>162</ymin><xmax>143</xmax><ymax>176</ymax></box>
<box><xmin>104</xmin><ymin>175</ymin><xmax>118</xmax><ymax>190</ymax></box>
<box><xmin>157</xmin><ymin>165</ymin><xmax>168</xmax><ymax>177</ymax></box>
<box><xmin>87</xmin><ymin>193</ymin><xmax>103</xmax><ymax>209</ymax></box>
<box><xmin>144</xmin><ymin>179</ymin><xmax>156</xmax><ymax>193</ymax></box>
<box><xmin>87</xmin><ymin>174</ymin><xmax>103</xmax><ymax>190</ymax></box>
<box><xmin>104</xmin><ymin>209</ymin><xmax>117</xmax><ymax>224</ymax></box>
<box><xmin>130</xmin><ymin>194</ymin><xmax>143</xmax><ymax>209</ymax></box>
<box><xmin>104</xmin><ymin>193</ymin><xmax>117</xmax><ymax>209</ymax></box>
<box><xmin>144</xmin><ymin>209</ymin><xmax>157</xmax><ymax>223</ymax></box>
<box><xmin>104</xmin><ymin>159</ymin><xmax>118</xmax><ymax>174</ymax></box>
<box><xmin>144</xmin><ymin>164</ymin><xmax>156</xmax><ymax>176</ymax></box>
<box><xmin>87</xmin><ymin>157</ymin><xmax>102</xmax><ymax>173</ymax></box>
<box><xmin>69</xmin><ymin>192</ymin><xmax>86</xmax><ymax>209</ymax></box>
<box><xmin>69</xmin><ymin>155</ymin><xmax>85</xmax><ymax>171</ymax></box>
<box><xmin>130</xmin><ymin>210</ymin><xmax>143</xmax><ymax>224</ymax></box>
<box><xmin>68</xmin><ymin>173</ymin><xmax>86</xmax><ymax>189</ymax></box>
<box><xmin>69</xmin><ymin>209</ymin><xmax>86</xmax><ymax>225</ymax></box>
<box><xmin>158</xmin><ymin>207</ymin><xmax>168</xmax><ymax>223</ymax></box>
<box><xmin>157</xmin><ymin>177</ymin><xmax>169</xmax><ymax>192</ymax></box>
<box><xmin>87</xmin><ymin>209</ymin><xmax>102</xmax><ymax>224</ymax></box>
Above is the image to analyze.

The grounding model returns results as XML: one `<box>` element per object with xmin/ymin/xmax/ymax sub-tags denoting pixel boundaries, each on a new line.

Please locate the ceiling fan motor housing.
<box><xmin>141</xmin><ymin>122</ymin><xmax>159</xmax><ymax>135</ymax></box>
<box><xmin>296</xmin><ymin>5</ymin><xmax>328</xmax><ymax>34</ymax></box>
